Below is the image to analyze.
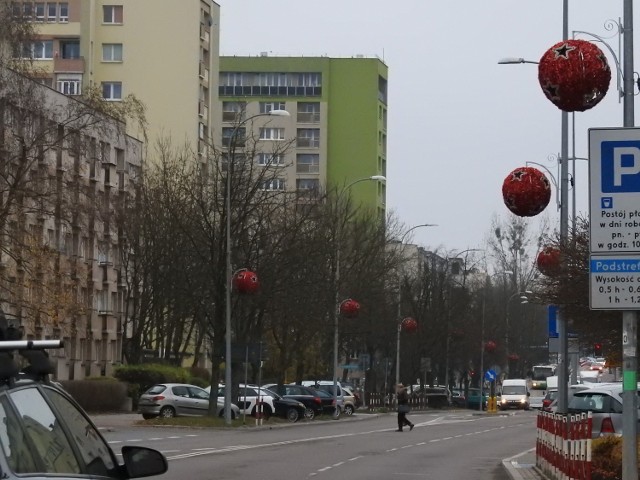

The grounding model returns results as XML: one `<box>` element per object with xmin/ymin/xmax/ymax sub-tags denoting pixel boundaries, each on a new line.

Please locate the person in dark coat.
<box><xmin>396</xmin><ymin>384</ymin><xmax>414</xmax><ymax>432</ymax></box>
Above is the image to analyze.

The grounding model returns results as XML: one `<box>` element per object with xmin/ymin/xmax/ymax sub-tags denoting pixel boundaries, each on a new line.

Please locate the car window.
<box><xmin>0</xmin><ymin>396</ymin><xmax>39</xmax><ymax>473</ymax></box>
<box><xmin>241</xmin><ymin>387</ymin><xmax>258</xmax><ymax>397</ymax></box>
<box><xmin>172</xmin><ymin>386</ymin><xmax>189</xmax><ymax>397</ymax></box>
<box><xmin>147</xmin><ymin>385</ymin><xmax>166</xmax><ymax>395</ymax></box>
<box><xmin>187</xmin><ymin>387</ymin><xmax>209</xmax><ymax>400</ymax></box>
<box><xmin>569</xmin><ymin>392</ymin><xmax>612</xmax><ymax>413</ymax></box>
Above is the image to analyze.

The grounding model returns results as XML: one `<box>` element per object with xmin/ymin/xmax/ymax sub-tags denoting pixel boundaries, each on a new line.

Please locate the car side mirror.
<box><xmin>121</xmin><ymin>446</ymin><xmax>168</xmax><ymax>478</ymax></box>
<box><xmin>527</xmin><ymin>392</ymin><xmax>531</xmax><ymax>396</ymax></box>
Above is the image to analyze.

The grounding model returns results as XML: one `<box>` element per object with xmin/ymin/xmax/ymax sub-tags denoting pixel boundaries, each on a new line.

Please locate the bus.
<box><xmin>531</xmin><ymin>365</ymin><xmax>556</xmax><ymax>389</ymax></box>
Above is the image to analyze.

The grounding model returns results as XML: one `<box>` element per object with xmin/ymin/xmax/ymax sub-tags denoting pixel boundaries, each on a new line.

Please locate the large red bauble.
<box><xmin>538</xmin><ymin>39</ymin><xmax>611</xmax><ymax>112</ymax></box>
<box><xmin>232</xmin><ymin>270</ymin><xmax>259</xmax><ymax>294</ymax></box>
<box><xmin>502</xmin><ymin>167</ymin><xmax>551</xmax><ymax>217</ymax></box>
<box><xmin>339</xmin><ymin>298</ymin><xmax>360</xmax><ymax>318</ymax></box>
<box><xmin>401</xmin><ymin>317</ymin><xmax>418</xmax><ymax>333</ymax></box>
<box><xmin>485</xmin><ymin>340</ymin><xmax>497</xmax><ymax>353</ymax></box>
<box><xmin>537</xmin><ymin>246</ymin><xmax>561</xmax><ymax>276</ymax></box>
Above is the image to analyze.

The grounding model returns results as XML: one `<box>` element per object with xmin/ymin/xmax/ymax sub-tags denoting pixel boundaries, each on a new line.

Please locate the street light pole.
<box><xmin>223</xmin><ymin>109</ymin><xmax>290</xmax><ymax>425</ymax></box>
<box><xmin>332</xmin><ymin>175</ymin><xmax>386</xmax><ymax>417</ymax></box>
<box><xmin>394</xmin><ymin>224</ymin><xmax>438</xmax><ymax>390</ymax></box>
<box><xmin>505</xmin><ymin>290</ymin><xmax>531</xmax><ymax>379</ymax></box>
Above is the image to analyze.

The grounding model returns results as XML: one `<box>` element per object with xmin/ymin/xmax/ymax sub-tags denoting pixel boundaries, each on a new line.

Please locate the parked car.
<box><xmin>0</xmin><ymin>338</ymin><xmax>168</xmax><ymax>479</ymax></box>
<box><xmin>138</xmin><ymin>383</ymin><xmax>240</xmax><ymax>419</ymax></box>
<box><xmin>544</xmin><ymin>384</ymin><xmax>591</xmax><ymax>412</ymax></box>
<box><xmin>451</xmin><ymin>388</ymin><xmax>467</xmax><ymax>408</ymax></box>
<box><xmin>466</xmin><ymin>388</ymin><xmax>489</xmax><ymax>410</ymax></box>
<box><xmin>262</xmin><ymin>384</ymin><xmax>323</xmax><ymax>419</ymax></box>
<box><xmin>214</xmin><ymin>385</ymin><xmax>306</xmax><ymax>422</ymax></box>
<box><xmin>341</xmin><ymin>386</ymin><xmax>359</xmax><ymax>415</ymax></box>
<box><xmin>542</xmin><ymin>389</ymin><xmax>558</xmax><ymax>412</ymax></box>
<box><xmin>301</xmin><ymin>380</ymin><xmax>346</xmax><ymax>413</ymax></box>
<box><xmin>413</xmin><ymin>386</ymin><xmax>452</xmax><ymax>408</ymax></box>
<box><xmin>566</xmin><ymin>383</ymin><xmax>639</xmax><ymax>437</ymax></box>
<box><xmin>311</xmin><ymin>387</ymin><xmax>341</xmax><ymax>417</ymax></box>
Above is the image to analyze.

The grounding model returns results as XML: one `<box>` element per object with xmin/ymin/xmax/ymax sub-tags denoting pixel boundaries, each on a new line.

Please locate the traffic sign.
<box><xmin>590</xmin><ymin>255</ymin><xmax>640</xmax><ymax>309</ymax></box>
<box><xmin>484</xmin><ymin>369</ymin><xmax>496</xmax><ymax>382</ymax></box>
<box><xmin>589</xmin><ymin>127</ymin><xmax>640</xmax><ymax>254</ymax></box>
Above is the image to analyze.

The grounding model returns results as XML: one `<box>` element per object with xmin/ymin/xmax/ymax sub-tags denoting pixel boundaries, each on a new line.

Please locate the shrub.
<box><xmin>591</xmin><ymin>436</ymin><xmax>640</xmax><ymax>480</ymax></box>
<box><xmin>60</xmin><ymin>379</ymin><xmax>128</xmax><ymax>412</ymax></box>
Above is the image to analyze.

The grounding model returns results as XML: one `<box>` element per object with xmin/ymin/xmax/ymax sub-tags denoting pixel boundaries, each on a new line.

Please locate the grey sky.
<box><xmin>219</xmin><ymin>0</ymin><xmax>635</xmax><ymax>253</ymax></box>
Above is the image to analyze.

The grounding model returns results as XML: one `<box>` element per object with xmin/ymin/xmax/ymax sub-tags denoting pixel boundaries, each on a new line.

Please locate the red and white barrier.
<box><xmin>536</xmin><ymin>410</ymin><xmax>592</xmax><ymax>480</ymax></box>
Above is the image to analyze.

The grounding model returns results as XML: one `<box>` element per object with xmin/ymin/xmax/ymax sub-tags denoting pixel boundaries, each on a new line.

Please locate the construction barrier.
<box><xmin>536</xmin><ymin>410</ymin><xmax>592</xmax><ymax>480</ymax></box>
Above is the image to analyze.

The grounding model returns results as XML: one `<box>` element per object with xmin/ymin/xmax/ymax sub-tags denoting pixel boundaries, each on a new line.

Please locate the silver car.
<box><xmin>567</xmin><ymin>383</ymin><xmax>640</xmax><ymax>437</ymax></box>
<box><xmin>138</xmin><ymin>383</ymin><xmax>240</xmax><ymax>420</ymax></box>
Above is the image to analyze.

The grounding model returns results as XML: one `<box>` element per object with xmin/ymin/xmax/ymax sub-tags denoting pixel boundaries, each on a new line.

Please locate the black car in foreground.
<box><xmin>262</xmin><ymin>384</ymin><xmax>324</xmax><ymax>419</ymax></box>
<box><xmin>0</xmin><ymin>335</ymin><xmax>168</xmax><ymax>479</ymax></box>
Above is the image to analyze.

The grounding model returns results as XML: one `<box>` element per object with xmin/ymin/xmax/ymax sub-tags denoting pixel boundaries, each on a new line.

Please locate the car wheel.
<box><xmin>287</xmin><ymin>408</ymin><xmax>300</xmax><ymax>423</ymax></box>
<box><xmin>142</xmin><ymin>413</ymin><xmax>156</xmax><ymax>420</ymax></box>
<box><xmin>218</xmin><ymin>409</ymin><xmax>237</xmax><ymax>420</ymax></box>
<box><xmin>344</xmin><ymin>405</ymin><xmax>354</xmax><ymax>416</ymax></box>
<box><xmin>304</xmin><ymin>408</ymin><xmax>315</xmax><ymax>420</ymax></box>
<box><xmin>159</xmin><ymin>406</ymin><xmax>176</xmax><ymax>418</ymax></box>
<box><xmin>332</xmin><ymin>406</ymin><xmax>341</xmax><ymax>419</ymax></box>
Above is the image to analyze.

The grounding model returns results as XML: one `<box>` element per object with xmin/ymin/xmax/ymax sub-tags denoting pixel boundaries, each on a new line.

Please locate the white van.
<box><xmin>499</xmin><ymin>379</ymin><xmax>530</xmax><ymax>410</ymax></box>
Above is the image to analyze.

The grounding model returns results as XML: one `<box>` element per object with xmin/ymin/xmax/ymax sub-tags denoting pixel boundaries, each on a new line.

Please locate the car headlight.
<box><xmin>520</xmin><ymin>398</ymin><xmax>526</xmax><ymax>403</ymax></box>
<box><xmin>500</xmin><ymin>398</ymin><xmax>506</xmax><ymax>404</ymax></box>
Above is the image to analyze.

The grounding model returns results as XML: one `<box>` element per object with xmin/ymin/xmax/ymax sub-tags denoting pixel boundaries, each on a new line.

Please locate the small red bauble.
<box><xmin>485</xmin><ymin>340</ymin><xmax>497</xmax><ymax>353</ymax></box>
<box><xmin>232</xmin><ymin>270</ymin><xmax>259</xmax><ymax>294</ymax></box>
<box><xmin>538</xmin><ymin>39</ymin><xmax>611</xmax><ymax>112</ymax></box>
<box><xmin>537</xmin><ymin>246</ymin><xmax>561</xmax><ymax>276</ymax></box>
<box><xmin>502</xmin><ymin>167</ymin><xmax>551</xmax><ymax>217</ymax></box>
<box><xmin>401</xmin><ymin>317</ymin><xmax>418</xmax><ymax>333</ymax></box>
<box><xmin>508</xmin><ymin>353</ymin><xmax>520</xmax><ymax>361</ymax></box>
<box><xmin>339</xmin><ymin>298</ymin><xmax>360</xmax><ymax>318</ymax></box>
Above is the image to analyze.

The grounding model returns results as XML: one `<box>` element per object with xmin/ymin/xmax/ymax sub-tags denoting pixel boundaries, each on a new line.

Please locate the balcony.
<box><xmin>54</xmin><ymin>56</ymin><xmax>85</xmax><ymax>74</ymax></box>
<box><xmin>199</xmin><ymin>63</ymin><xmax>209</xmax><ymax>82</ymax></box>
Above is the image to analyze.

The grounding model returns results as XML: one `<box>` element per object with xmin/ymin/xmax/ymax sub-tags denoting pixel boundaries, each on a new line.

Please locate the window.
<box><xmin>260</xmin><ymin>178</ymin><xmax>285</xmax><ymax>191</ymax></box>
<box><xmin>102</xmin><ymin>43</ymin><xmax>122</xmax><ymax>62</ymax></box>
<box><xmin>260</xmin><ymin>102</ymin><xmax>286</xmax><ymax>114</ymax></box>
<box><xmin>296</xmin><ymin>179</ymin><xmax>319</xmax><ymax>191</ymax></box>
<box><xmin>257</xmin><ymin>153</ymin><xmax>284</xmax><ymax>166</ymax></box>
<box><xmin>57</xmin><ymin>78</ymin><xmax>81</xmax><ymax>95</ymax></box>
<box><xmin>259</xmin><ymin>127</ymin><xmax>285</xmax><ymax>140</ymax></box>
<box><xmin>222</xmin><ymin>101</ymin><xmax>245</xmax><ymax>122</ymax></box>
<box><xmin>46</xmin><ymin>2</ymin><xmax>57</xmax><ymax>21</ymax></box>
<box><xmin>222</xmin><ymin>127</ymin><xmax>245</xmax><ymax>147</ymax></box>
<box><xmin>58</xmin><ymin>2</ymin><xmax>68</xmax><ymax>22</ymax></box>
<box><xmin>296</xmin><ymin>129</ymin><xmax>320</xmax><ymax>148</ymax></box>
<box><xmin>60</xmin><ymin>41</ymin><xmax>79</xmax><ymax>59</ymax></box>
<box><xmin>297</xmin><ymin>102</ymin><xmax>320</xmax><ymax>123</ymax></box>
<box><xmin>101</xmin><ymin>82</ymin><xmax>122</xmax><ymax>101</ymax></box>
<box><xmin>296</xmin><ymin>154</ymin><xmax>319</xmax><ymax>173</ymax></box>
<box><xmin>31</xmin><ymin>41</ymin><xmax>54</xmax><ymax>59</ymax></box>
<box><xmin>22</xmin><ymin>2</ymin><xmax>33</xmax><ymax>20</ymax></box>
<box><xmin>103</xmin><ymin>5</ymin><xmax>123</xmax><ymax>24</ymax></box>
<box><xmin>35</xmin><ymin>3</ymin><xmax>45</xmax><ymax>21</ymax></box>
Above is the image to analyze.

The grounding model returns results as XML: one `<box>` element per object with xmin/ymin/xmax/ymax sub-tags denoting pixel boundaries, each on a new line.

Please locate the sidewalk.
<box><xmin>503</xmin><ymin>448</ymin><xmax>548</xmax><ymax>480</ymax></box>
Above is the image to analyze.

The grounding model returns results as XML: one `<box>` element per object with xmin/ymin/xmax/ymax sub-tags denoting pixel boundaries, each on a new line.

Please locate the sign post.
<box><xmin>589</xmin><ymin>127</ymin><xmax>639</xmax><ymax>480</ymax></box>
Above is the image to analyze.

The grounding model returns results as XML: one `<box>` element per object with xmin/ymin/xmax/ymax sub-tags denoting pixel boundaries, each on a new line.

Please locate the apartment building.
<box><xmin>218</xmin><ymin>55</ymin><xmax>388</xmax><ymax>216</ymax></box>
<box><xmin>0</xmin><ymin>67</ymin><xmax>142</xmax><ymax>380</ymax></box>
<box><xmin>14</xmin><ymin>0</ymin><xmax>219</xmax><ymax>158</ymax></box>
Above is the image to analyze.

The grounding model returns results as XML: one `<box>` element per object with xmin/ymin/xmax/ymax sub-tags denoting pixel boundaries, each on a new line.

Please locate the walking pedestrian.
<box><xmin>396</xmin><ymin>383</ymin><xmax>414</xmax><ymax>432</ymax></box>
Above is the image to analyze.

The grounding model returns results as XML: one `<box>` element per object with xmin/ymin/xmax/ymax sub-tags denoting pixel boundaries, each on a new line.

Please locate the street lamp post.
<box><xmin>223</xmin><ymin>109</ymin><xmax>290</xmax><ymax>425</ymax></box>
<box><xmin>393</xmin><ymin>224</ymin><xmax>438</xmax><ymax>390</ymax></box>
<box><xmin>332</xmin><ymin>175</ymin><xmax>386</xmax><ymax>417</ymax></box>
<box><xmin>504</xmin><ymin>290</ymin><xmax>532</xmax><ymax>379</ymax></box>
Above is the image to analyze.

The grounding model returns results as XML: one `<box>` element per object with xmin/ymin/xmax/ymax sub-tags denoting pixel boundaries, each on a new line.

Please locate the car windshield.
<box><xmin>502</xmin><ymin>386</ymin><xmax>526</xmax><ymax>395</ymax></box>
<box><xmin>146</xmin><ymin>385</ymin><xmax>166</xmax><ymax>395</ymax></box>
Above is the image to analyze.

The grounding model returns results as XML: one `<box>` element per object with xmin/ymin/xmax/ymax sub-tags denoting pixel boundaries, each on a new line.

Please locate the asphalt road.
<box><xmin>98</xmin><ymin>409</ymin><xmax>538</xmax><ymax>480</ymax></box>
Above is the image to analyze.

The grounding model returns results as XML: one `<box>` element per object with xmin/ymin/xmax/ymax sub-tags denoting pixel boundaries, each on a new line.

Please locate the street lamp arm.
<box><xmin>398</xmin><ymin>223</ymin><xmax>438</xmax><ymax>245</ymax></box>
<box><xmin>497</xmin><ymin>57</ymin><xmax>539</xmax><ymax>64</ymax></box>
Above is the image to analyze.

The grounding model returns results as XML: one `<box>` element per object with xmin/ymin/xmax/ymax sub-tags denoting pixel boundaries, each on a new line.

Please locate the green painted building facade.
<box><xmin>218</xmin><ymin>56</ymin><xmax>387</xmax><ymax>217</ymax></box>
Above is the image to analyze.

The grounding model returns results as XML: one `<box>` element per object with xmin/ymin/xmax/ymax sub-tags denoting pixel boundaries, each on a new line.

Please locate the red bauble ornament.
<box><xmin>508</xmin><ymin>353</ymin><xmax>520</xmax><ymax>361</ymax></box>
<box><xmin>537</xmin><ymin>246</ymin><xmax>561</xmax><ymax>276</ymax></box>
<box><xmin>538</xmin><ymin>39</ymin><xmax>611</xmax><ymax>112</ymax></box>
<box><xmin>232</xmin><ymin>269</ymin><xmax>259</xmax><ymax>294</ymax></box>
<box><xmin>339</xmin><ymin>298</ymin><xmax>360</xmax><ymax>318</ymax></box>
<box><xmin>484</xmin><ymin>340</ymin><xmax>497</xmax><ymax>353</ymax></box>
<box><xmin>502</xmin><ymin>167</ymin><xmax>551</xmax><ymax>217</ymax></box>
<box><xmin>401</xmin><ymin>317</ymin><xmax>418</xmax><ymax>333</ymax></box>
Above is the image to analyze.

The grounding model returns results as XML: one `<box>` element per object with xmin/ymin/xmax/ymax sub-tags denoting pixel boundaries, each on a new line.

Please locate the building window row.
<box><xmin>222</xmin><ymin>101</ymin><xmax>320</xmax><ymax>124</ymax></box>
<box><xmin>13</xmin><ymin>40</ymin><xmax>54</xmax><ymax>59</ymax></box>
<box><xmin>219</xmin><ymin>85</ymin><xmax>321</xmax><ymax>98</ymax></box>
<box><xmin>13</xmin><ymin>2</ymin><xmax>68</xmax><ymax>23</ymax></box>
<box><xmin>220</xmin><ymin>72</ymin><xmax>321</xmax><ymax>88</ymax></box>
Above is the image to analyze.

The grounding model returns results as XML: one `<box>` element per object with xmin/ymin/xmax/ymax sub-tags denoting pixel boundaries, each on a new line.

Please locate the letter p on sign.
<box><xmin>614</xmin><ymin>146</ymin><xmax>640</xmax><ymax>186</ymax></box>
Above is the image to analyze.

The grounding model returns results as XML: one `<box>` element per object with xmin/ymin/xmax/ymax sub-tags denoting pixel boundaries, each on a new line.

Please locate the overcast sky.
<box><xmin>218</xmin><ymin>0</ymin><xmax>636</xmax><ymax>254</ymax></box>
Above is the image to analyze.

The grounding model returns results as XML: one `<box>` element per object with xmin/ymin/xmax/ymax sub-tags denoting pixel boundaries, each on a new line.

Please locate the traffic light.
<box><xmin>594</xmin><ymin>343</ymin><xmax>602</xmax><ymax>356</ymax></box>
